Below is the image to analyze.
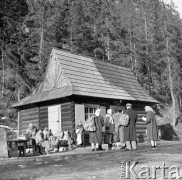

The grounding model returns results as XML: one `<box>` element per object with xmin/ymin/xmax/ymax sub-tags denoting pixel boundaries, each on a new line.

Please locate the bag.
<box><xmin>83</xmin><ymin>116</ymin><xmax>96</xmax><ymax>132</ymax></box>
<box><xmin>104</xmin><ymin>133</ymin><xmax>113</xmax><ymax>144</ymax></box>
<box><xmin>118</xmin><ymin>114</ymin><xmax>129</xmax><ymax>126</ymax></box>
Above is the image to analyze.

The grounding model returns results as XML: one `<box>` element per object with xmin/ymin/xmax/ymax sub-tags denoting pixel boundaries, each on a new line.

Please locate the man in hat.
<box><xmin>124</xmin><ymin>103</ymin><xmax>137</xmax><ymax>150</ymax></box>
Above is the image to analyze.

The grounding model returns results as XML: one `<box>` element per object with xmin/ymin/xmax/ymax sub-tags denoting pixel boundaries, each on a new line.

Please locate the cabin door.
<box><xmin>48</xmin><ymin>105</ymin><xmax>61</xmax><ymax>135</ymax></box>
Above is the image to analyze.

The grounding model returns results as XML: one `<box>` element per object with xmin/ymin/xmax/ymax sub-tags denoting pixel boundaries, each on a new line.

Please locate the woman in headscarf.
<box><xmin>36</xmin><ymin>130</ymin><xmax>50</xmax><ymax>154</ymax></box>
<box><xmin>142</xmin><ymin>106</ymin><xmax>158</xmax><ymax>149</ymax></box>
<box><xmin>105</xmin><ymin>109</ymin><xmax>115</xmax><ymax>150</ymax></box>
<box><xmin>89</xmin><ymin>109</ymin><xmax>104</xmax><ymax>151</ymax></box>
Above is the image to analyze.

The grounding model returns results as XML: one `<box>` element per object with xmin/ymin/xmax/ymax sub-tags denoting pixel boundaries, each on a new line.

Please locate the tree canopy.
<box><xmin>0</xmin><ymin>0</ymin><xmax>182</xmax><ymax>126</ymax></box>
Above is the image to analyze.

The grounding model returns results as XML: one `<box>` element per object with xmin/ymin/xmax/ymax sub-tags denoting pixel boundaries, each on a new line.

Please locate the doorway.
<box><xmin>48</xmin><ymin>105</ymin><xmax>61</xmax><ymax>134</ymax></box>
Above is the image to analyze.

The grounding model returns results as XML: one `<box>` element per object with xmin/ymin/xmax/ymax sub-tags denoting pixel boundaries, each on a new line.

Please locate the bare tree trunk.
<box><xmin>70</xmin><ymin>1</ymin><xmax>74</xmax><ymax>52</ymax></box>
<box><xmin>39</xmin><ymin>2</ymin><xmax>44</xmax><ymax>68</ymax></box>
<box><xmin>144</xmin><ymin>13</ymin><xmax>151</xmax><ymax>94</ymax></box>
<box><xmin>106</xmin><ymin>16</ymin><xmax>110</xmax><ymax>61</ymax></box>
<box><xmin>93</xmin><ymin>21</ymin><xmax>97</xmax><ymax>58</ymax></box>
<box><xmin>1</xmin><ymin>46</ymin><xmax>5</xmax><ymax>94</ymax></box>
<box><xmin>164</xmin><ymin>21</ymin><xmax>176</xmax><ymax>128</ymax></box>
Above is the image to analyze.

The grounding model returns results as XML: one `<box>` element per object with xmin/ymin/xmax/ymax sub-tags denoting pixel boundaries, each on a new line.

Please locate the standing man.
<box><xmin>124</xmin><ymin>103</ymin><xmax>137</xmax><ymax>150</ymax></box>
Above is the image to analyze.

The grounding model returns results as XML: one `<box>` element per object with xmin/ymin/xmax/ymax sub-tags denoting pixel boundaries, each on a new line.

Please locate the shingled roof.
<box><xmin>12</xmin><ymin>48</ymin><xmax>158</xmax><ymax>107</ymax></box>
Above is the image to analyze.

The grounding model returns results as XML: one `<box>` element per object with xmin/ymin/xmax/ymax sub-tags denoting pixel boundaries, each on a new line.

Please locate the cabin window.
<box><xmin>85</xmin><ymin>106</ymin><xmax>97</xmax><ymax>120</ymax></box>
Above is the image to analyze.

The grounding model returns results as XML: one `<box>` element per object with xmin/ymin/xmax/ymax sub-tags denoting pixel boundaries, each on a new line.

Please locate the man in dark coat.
<box><xmin>124</xmin><ymin>103</ymin><xmax>137</xmax><ymax>150</ymax></box>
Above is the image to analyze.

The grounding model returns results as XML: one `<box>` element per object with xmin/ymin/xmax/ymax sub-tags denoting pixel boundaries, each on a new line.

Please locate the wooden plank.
<box><xmin>21</xmin><ymin>121</ymin><xmax>38</xmax><ymax>127</ymax></box>
<box><xmin>20</xmin><ymin>123</ymin><xmax>39</xmax><ymax>130</ymax></box>
<box><xmin>62</xmin><ymin>109</ymin><xmax>73</xmax><ymax>114</ymax></box>
<box><xmin>61</xmin><ymin>104</ymin><xmax>73</xmax><ymax>109</ymax></box>
<box><xmin>39</xmin><ymin>118</ymin><xmax>48</xmax><ymax>122</ymax></box>
<box><xmin>40</xmin><ymin>106</ymin><xmax>49</xmax><ymax>110</ymax></box>
<box><xmin>61</xmin><ymin>117</ymin><xmax>73</xmax><ymax>122</ymax></box>
<box><xmin>39</xmin><ymin>115</ymin><xmax>48</xmax><ymax>120</ymax></box>
<box><xmin>21</xmin><ymin>108</ymin><xmax>39</xmax><ymax>113</ymax></box>
<box><xmin>136</xmin><ymin>125</ymin><xmax>146</xmax><ymax>129</ymax></box>
<box><xmin>61</xmin><ymin>107</ymin><xmax>73</xmax><ymax>112</ymax></box>
<box><xmin>21</xmin><ymin>115</ymin><xmax>39</xmax><ymax>121</ymax></box>
<box><xmin>62</xmin><ymin>121</ymin><xmax>73</xmax><ymax>126</ymax></box>
<box><xmin>62</xmin><ymin>113</ymin><xmax>74</xmax><ymax>119</ymax></box>
<box><xmin>20</xmin><ymin>111</ymin><xmax>39</xmax><ymax>117</ymax></box>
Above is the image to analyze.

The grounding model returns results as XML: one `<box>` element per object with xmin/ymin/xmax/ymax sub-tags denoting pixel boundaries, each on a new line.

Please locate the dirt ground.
<box><xmin>0</xmin><ymin>141</ymin><xmax>182</xmax><ymax>180</ymax></box>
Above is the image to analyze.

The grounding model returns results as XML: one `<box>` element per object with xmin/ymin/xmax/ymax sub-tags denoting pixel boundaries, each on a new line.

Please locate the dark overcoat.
<box><xmin>124</xmin><ymin>108</ymin><xmax>137</xmax><ymax>141</ymax></box>
<box><xmin>145</xmin><ymin>111</ymin><xmax>158</xmax><ymax>141</ymax></box>
<box><xmin>89</xmin><ymin>116</ymin><xmax>104</xmax><ymax>144</ymax></box>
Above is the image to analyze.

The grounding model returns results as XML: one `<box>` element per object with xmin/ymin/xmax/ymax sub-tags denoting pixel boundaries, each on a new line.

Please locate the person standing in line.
<box><xmin>142</xmin><ymin>106</ymin><xmax>158</xmax><ymax>149</ymax></box>
<box><xmin>89</xmin><ymin>109</ymin><xmax>104</xmax><ymax>151</ymax></box>
<box><xmin>105</xmin><ymin>109</ymin><xmax>115</xmax><ymax>150</ymax></box>
<box><xmin>118</xmin><ymin>110</ymin><xmax>128</xmax><ymax>149</ymax></box>
<box><xmin>124</xmin><ymin>103</ymin><xmax>137</xmax><ymax>150</ymax></box>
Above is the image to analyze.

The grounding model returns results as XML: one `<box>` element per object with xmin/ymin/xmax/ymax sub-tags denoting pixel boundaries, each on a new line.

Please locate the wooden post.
<box><xmin>17</xmin><ymin>110</ymin><xmax>20</xmax><ymax>139</ymax></box>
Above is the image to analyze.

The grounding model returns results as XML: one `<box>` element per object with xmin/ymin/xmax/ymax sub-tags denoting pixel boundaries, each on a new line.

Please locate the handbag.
<box><xmin>104</xmin><ymin>133</ymin><xmax>113</xmax><ymax>144</ymax></box>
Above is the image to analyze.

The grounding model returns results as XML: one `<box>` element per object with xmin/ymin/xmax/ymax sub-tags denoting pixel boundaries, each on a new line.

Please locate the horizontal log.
<box><xmin>21</xmin><ymin>115</ymin><xmax>39</xmax><ymax>122</ymax></box>
<box><xmin>21</xmin><ymin>120</ymin><xmax>38</xmax><ymax>126</ymax></box>
<box><xmin>39</xmin><ymin>114</ymin><xmax>48</xmax><ymax>119</ymax></box>
<box><xmin>62</xmin><ymin>126</ymin><xmax>74</xmax><ymax>131</ymax></box>
<box><xmin>20</xmin><ymin>123</ymin><xmax>39</xmax><ymax>130</ymax></box>
<box><xmin>21</xmin><ymin>108</ymin><xmax>39</xmax><ymax>113</ymax></box>
<box><xmin>39</xmin><ymin>120</ymin><xmax>48</xmax><ymax>125</ymax></box>
<box><xmin>61</xmin><ymin>107</ymin><xmax>73</xmax><ymax>112</ymax></box>
<box><xmin>61</xmin><ymin>114</ymin><xmax>75</xmax><ymax>119</ymax></box>
<box><xmin>20</xmin><ymin>111</ymin><xmax>39</xmax><ymax>118</ymax></box>
<box><xmin>61</xmin><ymin>117</ymin><xmax>74</xmax><ymax>122</ymax></box>
<box><xmin>39</xmin><ymin>106</ymin><xmax>48</xmax><ymax>110</ymax></box>
<box><xmin>62</xmin><ymin>121</ymin><xmax>73</xmax><ymax>126</ymax></box>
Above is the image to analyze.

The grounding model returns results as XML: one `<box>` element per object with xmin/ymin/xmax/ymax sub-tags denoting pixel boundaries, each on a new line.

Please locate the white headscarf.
<box><xmin>107</xmin><ymin>109</ymin><xmax>112</xmax><ymax>115</ymax></box>
<box><xmin>29</xmin><ymin>123</ymin><xmax>33</xmax><ymax>129</ymax></box>
<box><xmin>145</xmin><ymin>106</ymin><xmax>153</xmax><ymax>112</ymax></box>
<box><xmin>106</xmin><ymin>109</ymin><xmax>114</xmax><ymax>124</ymax></box>
<box><xmin>95</xmin><ymin>109</ymin><xmax>101</xmax><ymax>117</ymax></box>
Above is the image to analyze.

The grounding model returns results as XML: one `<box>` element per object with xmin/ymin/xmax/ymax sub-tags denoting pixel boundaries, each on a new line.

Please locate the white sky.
<box><xmin>165</xmin><ymin>0</ymin><xmax>182</xmax><ymax>17</ymax></box>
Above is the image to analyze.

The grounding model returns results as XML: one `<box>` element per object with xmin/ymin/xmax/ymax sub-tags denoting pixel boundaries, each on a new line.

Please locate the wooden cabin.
<box><xmin>12</xmin><ymin>48</ymin><xmax>158</xmax><ymax>142</ymax></box>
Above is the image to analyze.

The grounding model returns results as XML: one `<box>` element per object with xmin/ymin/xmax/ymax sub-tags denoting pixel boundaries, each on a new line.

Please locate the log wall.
<box><xmin>20</xmin><ymin>107</ymin><xmax>39</xmax><ymax>134</ymax></box>
<box><xmin>39</xmin><ymin>106</ymin><xmax>48</xmax><ymax>130</ymax></box>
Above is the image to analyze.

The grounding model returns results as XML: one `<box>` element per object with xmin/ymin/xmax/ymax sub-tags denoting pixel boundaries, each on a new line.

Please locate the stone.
<box><xmin>0</xmin><ymin>128</ymin><xmax>8</xmax><ymax>158</ymax></box>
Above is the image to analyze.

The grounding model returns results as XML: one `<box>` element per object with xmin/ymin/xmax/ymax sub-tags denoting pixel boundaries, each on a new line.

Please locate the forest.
<box><xmin>0</xmin><ymin>0</ymin><xmax>182</xmax><ymax>128</ymax></box>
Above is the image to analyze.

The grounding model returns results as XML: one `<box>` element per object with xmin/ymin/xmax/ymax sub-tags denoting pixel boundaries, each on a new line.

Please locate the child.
<box><xmin>76</xmin><ymin>121</ymin><xmax>84</xmax><ymax>147</ymax></box>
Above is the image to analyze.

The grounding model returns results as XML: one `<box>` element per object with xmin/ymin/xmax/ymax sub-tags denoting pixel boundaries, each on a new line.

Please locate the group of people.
<box><xmin>82</xmin><ymin>103</ymin><xmax>158</xmax><ymax>151</ymax></box>
<box><xmin>25</xmin><ymin>103</ymin><xmax>158</xmax><ymax>154</ymax></box>
<box><xmin>25</xmin><ymin>124</ymin><xmax>72</xmax><ymax>154</ymax></box>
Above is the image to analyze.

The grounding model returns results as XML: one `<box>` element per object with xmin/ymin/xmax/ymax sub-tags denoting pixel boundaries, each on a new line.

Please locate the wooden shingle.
<box><xmin>12</xmin><ymin>48</ymin><xmax>158</xmax><ymax>107</ymax></box>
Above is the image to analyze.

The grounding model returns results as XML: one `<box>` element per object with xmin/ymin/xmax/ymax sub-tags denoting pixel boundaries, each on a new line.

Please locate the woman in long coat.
<box><xmin>105</xmin><ymin>109</ymin><xmax>115</xmax><ymax>150</ymax></box>
<box><xmin>89</xmin><ymin>109</ymin><xmax>104</xmax><ymax>151</ymax></box>
<box><xmin>142</xmin><ymin>106</ymin><xmax>158</xmax><ymax>149</ymax></box>
<box><xmin>124</xmin><ymin>103</ymin><xmax>137</xmax><ymax>150</ymax></box>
